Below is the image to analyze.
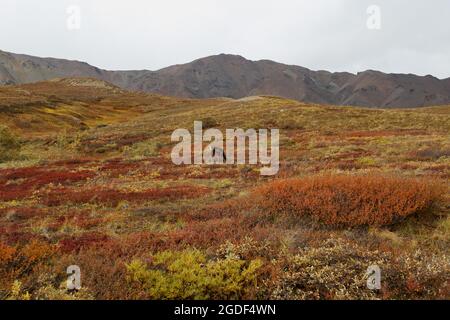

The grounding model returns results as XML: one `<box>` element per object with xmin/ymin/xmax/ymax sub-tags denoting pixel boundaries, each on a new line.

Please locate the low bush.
<box><xmin>200</xmin><ymin>117</ymin><xmax>219</xmax><ymax>129</ymax></box>
<box><xmin>126</xmin><ymin>249</ymin><xmax>262</xmax><ymax>299</ymax></box>
<box><xmin>253</xmin><ymin>174</ymin><xmax>443</xmax><ymax>227</ymax></box>
<box><xmin>0</xmin><ymin>168</ymin><xmax>95</xmax><ymax>201</ymax></box>
<box><xmin>0</xmin><ymin>125</ymin><xmax>21</xmax><ymax>162</ymax></box>
<box><xmin>58</xmin><ymin>233</ymin><xmax>112</xmax><ymax>253</ymax></box>
<box><xmin>41</xmin><ymin>185</ymin><xmax>210</xmax><ymax>206</ymax></box>
<box><xmin>0</xmin><ymin>240</ymin><xmax>57</xmax><ymax>299</ymax></box>
<box><xmin>276</xmin><ymin>118</ymin><xmax>302</xmax><ymax>130</ymax></box>
<box><xmin>408</xmin><ymin>146</ymin><xmax>450</xmax><ymax>161</ymax></box>
<box><xmin>271</xmin><ymin>237</ymin><xmax>449</xmax><ymax>299</ymax></box>
<box><xmin>123</xmin><ymin>140</ymin><xmax>162</xmax><ymax>160</ymax></box>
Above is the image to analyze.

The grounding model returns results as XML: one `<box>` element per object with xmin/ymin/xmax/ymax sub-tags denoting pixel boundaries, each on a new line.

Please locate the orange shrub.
<box><xmin>253</xmin><ymin>174</ymin><xmax>443</xmax><ymax>227</ymax></box>
<box><xmin>0</xmin><ymin>240</ymin><xmax>56</xmax><ymax>296</ymax></box>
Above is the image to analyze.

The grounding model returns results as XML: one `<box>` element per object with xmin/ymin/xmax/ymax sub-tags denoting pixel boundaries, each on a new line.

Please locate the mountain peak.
<box><xmin>1</xmin><ymin>50</ymin><xmax>450</xmax><ymax>108</ymax></box>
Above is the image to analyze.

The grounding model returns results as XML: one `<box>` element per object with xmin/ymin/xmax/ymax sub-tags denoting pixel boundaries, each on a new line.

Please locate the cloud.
<box><xmin>1</xmin><ymin>0</ymin><xmax>449</xmax><ymax>78</ymax></box>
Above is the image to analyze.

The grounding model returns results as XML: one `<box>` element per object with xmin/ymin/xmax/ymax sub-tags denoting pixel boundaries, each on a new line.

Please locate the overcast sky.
<box><xmin>2</xmin><ymin>0</ymin><xmax>450</xmax><ymax>78</ymax></box>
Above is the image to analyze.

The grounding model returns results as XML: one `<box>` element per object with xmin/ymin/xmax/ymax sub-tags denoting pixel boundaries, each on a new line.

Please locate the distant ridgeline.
<box><xmin>1</xmin><ymin>50</ymin><xmax>450</xmax><ymax>108</ymax></box>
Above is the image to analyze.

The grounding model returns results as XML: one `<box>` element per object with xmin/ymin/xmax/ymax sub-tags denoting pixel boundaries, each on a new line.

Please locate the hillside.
<box><xmin>0</xmin><ymin>78</ymin><xmax>223</xmax><ymax>137</ymax></box>
<box><xmin>0</xmin><ymin>79</ymin><xmax>449</xmax><ymax>299</ymax></box>
<box><xmin>2</xmin><ymin>50</ymin><xmax>450</xmax><ymax>108</ymax></box>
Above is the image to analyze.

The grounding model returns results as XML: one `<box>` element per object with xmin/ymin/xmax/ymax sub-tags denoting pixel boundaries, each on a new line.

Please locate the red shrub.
<box><xmin>185</xmin><ymin>198</ymin><xmax>248</xmax><ymax>221</ymax></box>
<box><xmin>0</xmin><ymin>167</ymin><xmax>45</xmax><ymax>180</ymax></box>
<box><xmin>397</xmin><ymin>163</ymin><xmax>419</xmax><ymax>170</ymax></box>
<box><xmin>0</xmin><ymin>229</ymin><xmax>28</xmax><ymax>246</ymax></box>
<box><xmin>335</xmin><ymin>160</ymin><xmax>363</xmax><ymax>170</ymax></box>
<box><xmin>58</xmin><ymin>232</ymin><xmax>112</xmax><ymax>253</ymax></box>
<box><xmin>120</xmin><ymin>216</ymin><xmax>278</xmax><ymax>254</ymax></box>
<box><xmin>408</xmin><ymin>146</ymin><xmax>450</xmax><ymax>161</ymax></box>
<box><xmin>48</xmin><ymin>210</ymin><xmax>104</xmax><ymax>230</ymax></box>
<box><xmin>27</xmin><ymin>170</ymin><xmax>95</xmax><ymax>187</ymax></box>
<box><xmin>115</xmin><ymin>134</ymin><xmax>148</xmax><ymax>147</ymax></box>
<box><xmin>253</xmin><ymin>174</ymin><xmax>443</xmax><ymax>227</ymax></box>
<box><xmin>0</xmin><ymin>207</ymin><xmax>45</xmax><ymax>220</ymax></box>
<box><xmin>187</xmin><ymin>167</ymin><xmax>240</xmax><ymax>179</ymax></box>
<box><xmin>344</xmin><ymin>129</ymin><xmax>427</xmax><ymax>138</ymax></box>
<box><xmin>54</xmin><ymin>243</ymin><xmax>143</xmax><ymax>299</ymax></box>
<box><xmin>0</xmin><ymin>167</ymin><xmax>95</xmax><ymax>201</ymax></box>
<box><xmin>51</xmin><ymin>158</ymin><xmax>96</xmax><ymax>167</ymax></box>
<box><xmin>167</xmin><ymin>217</ymin><xmax>246</xmax><ymax>248</ymax></box>
<box><xmin>99</xmin><ymin>159</ymin><xmax>141</xmax><ymax>176</ymax></box>
<box><xmin>156</xmin><ymin>167</ymin><xmax>192</xmax><ymax>180</ymax></box>
<box><xmin>0</xmin><ymin>187</ymin><xmax>34</xmax><ymax>201</ymax></box>
<box><xmin>41</xmin><ymin>185</ymin><xmax>210</xmax><ymax>206</ymax></box>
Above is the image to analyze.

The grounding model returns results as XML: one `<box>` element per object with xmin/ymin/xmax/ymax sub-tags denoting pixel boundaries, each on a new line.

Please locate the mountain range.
<box><xmin>1</xmin><ymin>49</ymin><xmax>450</xmax><ymax>108</ymax></box>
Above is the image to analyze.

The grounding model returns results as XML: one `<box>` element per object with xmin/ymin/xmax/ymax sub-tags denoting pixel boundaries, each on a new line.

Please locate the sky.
<box><xmin>1</xmin><ymin>0</ymin><xmax>450</xmax><ymax>78</ymax></box>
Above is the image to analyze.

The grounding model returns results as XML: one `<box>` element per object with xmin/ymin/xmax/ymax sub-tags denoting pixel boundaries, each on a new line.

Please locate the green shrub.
<box><xmin>126</xmin><ymin>249</ymin><xmax>262</xmax><ymax>299</ymax></box>
<box><xmin>0</xmin><ymin>125</ymin><xmax>21</xmax><ymax>162</ymax></box>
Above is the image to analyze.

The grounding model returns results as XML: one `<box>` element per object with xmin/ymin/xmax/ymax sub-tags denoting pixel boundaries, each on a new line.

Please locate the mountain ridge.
<box><xmin>1</xmin><ymin>49</ymin><xmax>450</xmax><ymax>108</ymax></box>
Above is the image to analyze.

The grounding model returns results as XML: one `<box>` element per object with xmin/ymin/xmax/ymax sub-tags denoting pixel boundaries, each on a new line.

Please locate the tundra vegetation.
<box><xmin>0</xmin><ymin>79</ymin><xmax>448</xmax><ymax>300</ymax></box>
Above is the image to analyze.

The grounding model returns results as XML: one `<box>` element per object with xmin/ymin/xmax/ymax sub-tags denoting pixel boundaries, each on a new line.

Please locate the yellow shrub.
<box><xmin>126</xmin><ymin>249</ymin><xmax>262</xmax><ymax>299</ymax></box>
<box><xmin>7</xmin><ymin>281</ymin><xmax>30</xmax><ymax>300</ymax></box>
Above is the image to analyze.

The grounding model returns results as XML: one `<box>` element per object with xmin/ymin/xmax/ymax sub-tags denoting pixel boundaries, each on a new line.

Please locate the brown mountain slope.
<box><xmin>1</xmin><ymin>50</ymin><xmax>450</xmax><ymax>108</ymax></box>
<box><xmin>0</xmin><ymin>78</ymin><xmax>224</xmax><ymax>137</ymax></box>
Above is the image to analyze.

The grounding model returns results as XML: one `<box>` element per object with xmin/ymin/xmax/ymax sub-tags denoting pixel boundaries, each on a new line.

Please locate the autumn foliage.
<box><xmin>0</xmin><ymin>167</ymin><xmax>95</xmax><ymax>201</ymax></box>
<box><xmin>126</xmin><ymin>249</ymin><xmax>262</xmax><ymax>300</ymax></box>
<box><xmin>0</xmin><ymin>240</ymin><xmax>56</xmax><ymax>297</ymax></box>
<box><xmin>0</xmin><ymin>85</ymin><xmax>448</xmax><ymax>300</ymax></box>
<box><xmin>41</xmin><ymin>185</ymin><xmax>210</xmax><ymax>206</ymax></box>
<box><xmin>254</xmin><ymin>174</ymin><xmax>443</xmax><ymax>227</ymax></box>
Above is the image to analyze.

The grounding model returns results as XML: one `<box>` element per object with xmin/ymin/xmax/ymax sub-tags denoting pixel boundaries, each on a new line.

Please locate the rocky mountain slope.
<box><xmin>1</xmin><ymin>50</ymin><xmax>450</xmax><ymax>108</ymax></box>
